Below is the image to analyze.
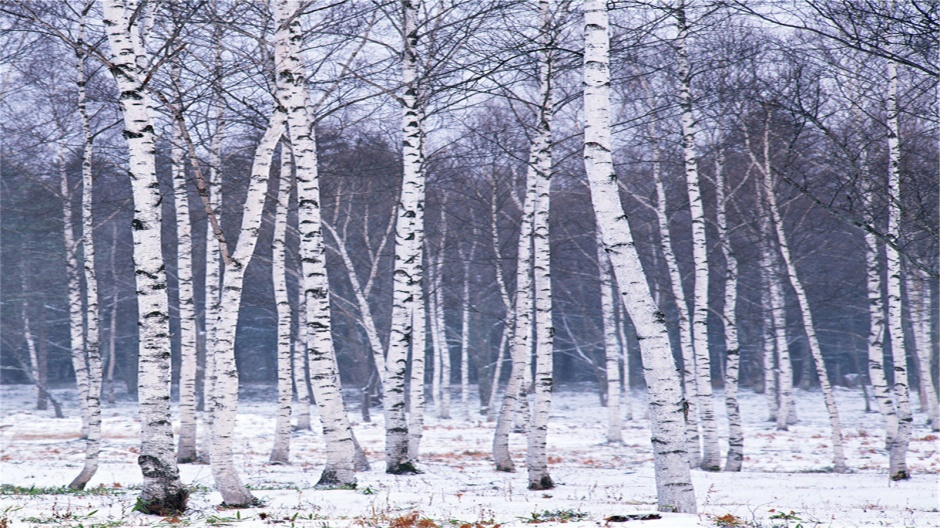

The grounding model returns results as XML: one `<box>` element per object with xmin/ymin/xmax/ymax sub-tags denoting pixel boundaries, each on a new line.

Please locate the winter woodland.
<box><xmin>0</xmin><ymin>1</ymin><xmax>937</xmax><ymax>527</ymax></box>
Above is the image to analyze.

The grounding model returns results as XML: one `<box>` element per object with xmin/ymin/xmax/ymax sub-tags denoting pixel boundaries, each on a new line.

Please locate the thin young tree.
<box><xmin>270</xmin><ymin>141</ymin><xmax>294</xmax><ymax>465</ymax></box>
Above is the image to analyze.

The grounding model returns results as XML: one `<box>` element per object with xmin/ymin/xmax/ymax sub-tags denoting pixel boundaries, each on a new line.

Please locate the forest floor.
<box><xmin>0</xmin><ymin>382</ymin><xmax>937</xmax><ymax>527</ymax></box>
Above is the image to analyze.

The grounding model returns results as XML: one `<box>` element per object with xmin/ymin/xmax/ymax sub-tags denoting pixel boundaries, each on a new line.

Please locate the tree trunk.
<box><xmin>714</xmin><ymin>149</ymin><xmax>743</xmax><ymax>472</ymax></box>
<box><xmin>102</xmin><ymin>0</ymin><xmax>187</xmax><ymax>513</ymax></box>
<box><xmin>209</xmin><ymin>112</ymin><xmax>284</xmax><ymax>506</ymax></box>
<box><xmin>759</xmin><ymin>224</ymin><xmax>779</xmax><ymax>422</ymax></box>
<box><xmin>70</xmin><ymin>20</ymin><xmax>103</xmax><ymax>489</ymax></box>
<box><xmin>583</xmin><ymin>0</ymin><xmax>696</xmax><ymax>513</ymax></box>
<box><xmin>273</xmin><ymin>0</ymin><xmax>359</xmax><ymax>487</ymax></box>
<box><xmin>752</xmin><ymin>114</ymin><xmax>846</xmax><ymax>473</ymax></box>
<box><xmin>527</xmin><ymin>1</ymin><xmax>554</xmax><ymax>487</ymax></box>
<box><xmin>292</xmin><ymin>272</ymin><xmax>312</xmax><ymax>431</ymax></box>
<box><xmin>384</xmin><ymin>0</ymin><xmax>426</xmax><ymax>475</ymax></box>
<box><xmin>458</xmin><ymin>240</ymin><xmax>475</xmax><ymax>419</ymax></box>
<box><xmin>172</xmin><ymin>64</ymin><xmax>199</xmax><ymax>466</ymax></box>
<box><xmin>676</xmin><ymin>4</ymin><xmax>719</xmax><ymax>471</ymax></box>
<box><xmin>885</xmin><ymin>57</ymin><xmax>912</xmax><ymax>480</ymax></box>
<box><xmin>61</xmin><ymin>152</ymin><xmax>89</xmax><ymax>439</ymax></box>
<box><xmin>597</xmin><ymin>228</ymin><xmax>622</xmax><ymax>444</ymax></box>
<box><xmin>909</xmin><ymin>271</ymin><xmax>939</xmax><ymax>431</ymax></box>
<box><xmin>270</xmin><ymin>142</ymin><xmax>294</xmax><ymax>465</ymax></box>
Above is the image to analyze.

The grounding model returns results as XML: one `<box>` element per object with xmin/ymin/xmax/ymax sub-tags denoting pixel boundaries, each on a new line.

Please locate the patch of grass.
<box><xmin>712</xmin><ymin>513</ymin><xmax>749</xmax><ymax>527</ymax></box>
<box><xmin>519</xmin><ymin>509</ymin><xmax>588</xmax><ymax>523</ymax></box>
<box><xmin>0</xmin><ymin>484</ymin><xmax>122</xmax><ymax>496</ymax></box>
<box><xmin>390</xmin><ymin>511</ymin><xmax>439</xmax><ymax>528</ymax></box>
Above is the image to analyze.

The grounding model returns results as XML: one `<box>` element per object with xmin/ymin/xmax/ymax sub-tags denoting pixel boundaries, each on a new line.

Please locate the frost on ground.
<box><xmin>0</xmin><ymin>383</ymin><xmax>937</xmax><ymax>527</ymax></box>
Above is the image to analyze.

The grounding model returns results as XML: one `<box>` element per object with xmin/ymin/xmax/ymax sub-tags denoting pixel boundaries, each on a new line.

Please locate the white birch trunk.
<box><xmin>597</xmin><ymin>228</ymin><xmax>622</xmax><ymax>443</ymax></box>
<box><xmin>486</xmin><ymin>184</ymin><xmax>513</xmax><ymax>421</ymax></box>
<box><xmin>759</xmin><ymin>223</ymin><xmax>779</xmax><ymax>422</ymax></box>
<box><xmin>435</xmin><ymin>251</ymin><xmax>451</xmax><ymax>419</ymax></box>
<box><xmin>273</xmin><ymin>0</ymin><xmax>359</xmax><ymax>486</ymax></box>
<box><xmin>676</xmin><ymin>4</ymin><xmax>719</xmax><ymax>471</ymax></box>
<box><xmin>270</xmin><ymin>142</ymin><xmax>294</xmax><ymax>465</ymax></box>
<box><xmin>768</xmin><ymin>252</ymin><xmax>794</xmax><ymax>430</ymax></box>
<box><xmin>492</xmin><ymin>115</ymin><xmax>538</xmax><ymax>474</ymax></box>
<box><xmin>527</xmin><ymin>1</ymin><xmax>554</xmax><ymax>486</ymax></box>
<box><xmin>209</xmin><ymin>112</ymin><xmax>284</xmax><ymax>506</ymax></box>
<box><xmin>70</xmin><ymin>19</ymin><xmax>103</xmax><ymax>489</ymax></box>
<box><xmin>407</xmin><ymin>265</ymin><xmax>428</xmax><ymax>460</ymax></box>
<box><xmin>651</xmin><ymin>139</ymin><xmax>699</xmax><ymax>466</ymax></box>
<box><xmin>865</xmin><ymin>221</ymin><xmax>897</xmax><ymax>446</ymax></box>
<box><xmin>172</xmin><ymin>64</ymin><xmax>198</xmax><ymax>465</ymax></box>
<box><xmin>715</xmin><ymin>150</ymin><xmax>743</xmax><ymax>471</ymax></box>
<box><xmin>885</xmin><ymin>57</ymin><xmax>912</xmax><ymax>480</ymax></box>
<box><xmin>616</xmin><ymin>301</ymin><xmax>633</xmax><ymax>421</ymax></box>
<box><xmin>458</xmin><ymin>239</ymin><xmax>476</xmax><ymax>419</ymax></box>
<box><xmin>384</xmin><ymin>0</ymin><xmax>425</xmax><ymax>474</ymax></box>
<box><xmin>752</xmin><ymin>119</ymin><xmax>847</xmax><ymax>473</ymax></box>
<box><xmin>909</xmin><ymin>271</ymin><xmax>939</xmax><ymax>430</ymax></box>
<box><xmin>61</xmin><ymin>153</ymin><xmax>89</xmax><ymax>440</ymax></box>
<box><xmin>430</xmin><ymin>248</ymin><xmax>444</xmax><ymax>418</ymax></box>
<box><xmin>292</xmin><ymin>273</ymin><xmax>312</xmax><ymax>431</ymax></box>
<box><xmin>584</xmin><ymin>0</ymin><xmax>696</xmax><ymax>512</ymax></box>
<box><xmin>102</xmin><ymin>0</ymin><xmax>186</xmax><ymax>512</ymax></box>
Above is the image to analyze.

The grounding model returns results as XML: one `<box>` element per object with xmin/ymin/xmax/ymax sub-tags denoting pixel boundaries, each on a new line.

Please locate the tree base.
<box><xmin>386</xmin><ymin>461</ymin><xmax>422</xmax><ymax>475</ymax></box>
<box><xmin>134</xmin><ymin>489</ymin><xmax>189</xmax><ymax>516</ymax></box>
<box><xmin>528</xmin><ymin>475</ymin><xmax>554</xmax><ymax>490</ymax></box>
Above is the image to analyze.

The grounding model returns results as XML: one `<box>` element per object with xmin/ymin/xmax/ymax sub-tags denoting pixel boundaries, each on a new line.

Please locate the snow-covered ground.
<box><xmin>0</xmin><ymin>382</ymin><xmax>937</xmax><ymax>527</ymax></box>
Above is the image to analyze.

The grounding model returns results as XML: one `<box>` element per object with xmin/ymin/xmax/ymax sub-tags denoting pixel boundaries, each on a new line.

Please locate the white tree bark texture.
<box><xmin>101</xmin><ymin>0</ymin><xmax>186</xmax><ymax>513</ymax></box>
<box><xmin>583</xmin><ymin>0</ymin><xmax>696</xmax><ymax>513</ymax></box>
<box><xmin>714</xmin><ymin>150</ymin><xmax>743</xmax><ymax>472</ymax></box>
<box><xmin>171</xmin><ymin>62</ymin><xmax>199</xmax><ymax>466</ymax></box>
<box><xmin>270</xmin><ymin>142</ymin><xmax>294</xmax><ymax>465</ymax></box>
<box><xmin>597</xmin><ymin>228</ymin><xmax>622</xmax><ymax>444</ymax></box>
<box><xmin>208</xmin><ymin>111</ymin><xmax>284</xmax><ymax>506</ymax></box>
<box><xmin>885</xmin><ymin>56</ymin><xmax>912</xmax><ymax>480</ymax></box>
<box><xmin>527</xmin><ymin>0</ymin><xmax>554</xmax><ymax>488</ymax></box>
<box><xmin>676</xmin><ymin>4</ymin><xmax>720</xmax><ymax>471</ymax></box>
<box><xmin>751</xmin><ymin>116</ymin><xmax>847</xmax><ymax>473</ymax></box>
<box><xmin>274</xmin><ymin>0</ymin><xmax>359</xmax><ymax>487</ymax></box>
<box><xmin>70</xmin><ymin>15</ymin><xmax>104</xmax><ymax>489</ymax></box>
<box><xmin>385</xmin><ymin>0</ymin><xmax>426</xmax><ymax>475</ymax></box>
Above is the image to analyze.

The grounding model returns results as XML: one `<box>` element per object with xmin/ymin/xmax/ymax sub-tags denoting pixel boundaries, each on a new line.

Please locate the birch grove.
<box><xmin>2</xmin><ymin>0</ymin><xmax>937</xmax><ymax>517</ymax></box>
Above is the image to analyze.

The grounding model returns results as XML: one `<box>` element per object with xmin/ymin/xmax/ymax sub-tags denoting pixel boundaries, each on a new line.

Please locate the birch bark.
<box><xmin>458</xmin><ymin>239</ymin><xmax>476</xmax><ymax>419</ymax></box>
<box><xmin>101</xmin><ymin>0</ymin><xmax>186</xmax><ymax>512</ymax></box>
<box><xmin>270</xmin><ymin>143</ymin><xmax>294</xmax><ymax>465</ymax></box>
<box><xmin>209</xmin><ymin>112</ymin><xmax>284</xmax><ymax>506</ymax></box>
<box><xmin>597</xmin><ymin>228</ymin><xmax>622</xmax><ymax>443</ymax></box>
<box><xmin>384</xmin><ymin>0</ymin><xmax>426</xmax><ymax>474</ymax></box>
<box><xmin>675</xmin><ymin>4</ymin><xmax>720</xmax><ymax>470</ymax></box>
<box><xmin>865</xmin><ymin>215</ymin><xmax>897</xmax><ymax>447</ymax></box>
<box><xmin>273</xmin><ymin>0</ymin><xmax>359</xmax><ymax>486</ymax></box>
<box><xmin>171</xmin><ymin>62</ymin><xmax>198</xmax><ymax>465</ymax></box>
<box><xmin>583</xmin><ymin>0</ymin><xmax>695</xmax><ymax>512</ymax></box>
<box><xmin>885</xmin><ymin>57</ymin><xmax>912</xmax><ymax>480</ymax></box>
<box><xmin>711</xmin><ymin>148</ymin><xmax>743</xmax><ymax>470</ymax></box>
<box><xmin>61</xmin><ymin>152</ymin><xmax>89</xmax><ymax>440</ymax></box>
<box><xmin>485</xmin><ymin>184</ymin><xmax>513</xmax><ymax>421</ymax></box>
<box><xmin>527</xmin><ymin>0</ymin><xmax>554</xmax><ymax>487</ymax></box>
<box><xmin>70</xmin><ymin>15</ymin><xmax>103</xmax><ymax>489</ymax></box>
<box><xmin>909</xmin><ymin>271</ymin><xmax>939</xmax><ymax>430</ymax></box>
<box><xmin>751</xmin><ymin>117</ymin><xmax>847</xmax><ymax>473</ymax></box>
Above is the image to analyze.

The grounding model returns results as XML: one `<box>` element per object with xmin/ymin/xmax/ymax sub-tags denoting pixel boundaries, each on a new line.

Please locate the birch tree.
<box><xmin>526</xmin><ymin>0</ymin><xmax>554</xmax><ymax>490</ymax></box>
<box><xmin>885</xmin><ymin>56</ymin><xmax>912</xmax><ymax>480</ymax></box>
<box><xmin>384</xmin><ymin>0</ymin><xmax>426</xmax><ymax>474</ymax></box>
<box><xmin>273</xmin><ymin>0</ymin><xmax>359</xmax><ymax>487</ymax></box>
<box><xmin>596</xmin><ymin>228</ymin><xmax>622</xmax><ymax>443</ymax></box>
<box><xmin>70</xmin><ymin>7</ymin><xmax>103</xmax><ymax>489</ymax></box>
<box><xmin>101</xmin><ymin>0</ymin><xmax>187</xmax><ymax>512</ymax></box>
<box><xmin>583</xmin><ymin>0</ymin><xmax>696</xmax><ymax>512</ymax></box>
<box><xmin>270</xmin><ymin>142</ymin><xmax>294</xmax><ymax>465</ymax></box>
<box><xmin>748</xmin><ymin>109</ymin><xmax>847</xmax><ymax>473</ymax></box>
<box><xmin>675</xmin><ymin>1</ymin><xmax>719</xmax><ymax>470</ymax></box>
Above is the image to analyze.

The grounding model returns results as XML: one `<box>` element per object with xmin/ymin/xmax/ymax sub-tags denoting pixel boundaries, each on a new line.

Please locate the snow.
<box><xmin>1</xmin><ymin>383</ymin><xmax>937</xmax><ymax>527</ymax></box>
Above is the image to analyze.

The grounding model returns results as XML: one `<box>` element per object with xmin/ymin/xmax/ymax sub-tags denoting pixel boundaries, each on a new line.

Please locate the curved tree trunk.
<box><xmin>583</xmin><ymin>0</ymin><xmax>695</xmax><ymax>513</ymax></box>
<box><xmin>102</xmin><ymin>0</ymin><xmax>186</xmax><ymax>513</ymax></box>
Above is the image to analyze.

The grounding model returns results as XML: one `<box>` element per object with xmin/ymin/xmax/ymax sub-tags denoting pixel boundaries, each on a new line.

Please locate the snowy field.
<box><xmin>0</xmin><ymin>383</ymin><xmax>937</xmax><ymax>527</ymax></box>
